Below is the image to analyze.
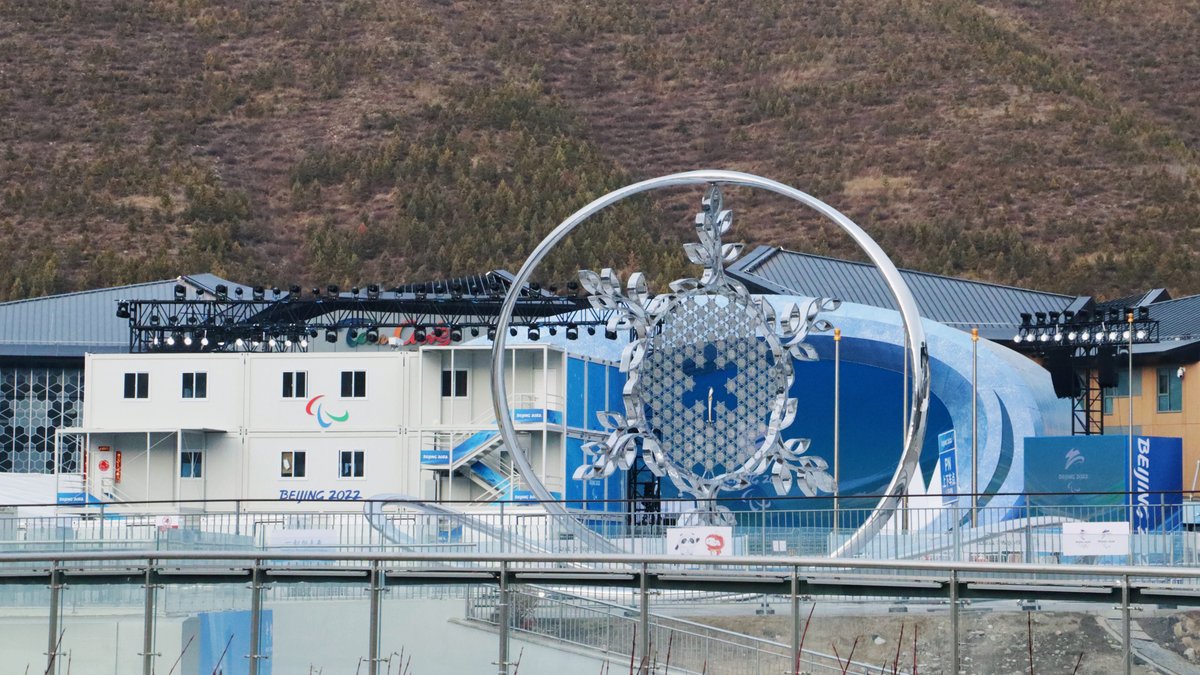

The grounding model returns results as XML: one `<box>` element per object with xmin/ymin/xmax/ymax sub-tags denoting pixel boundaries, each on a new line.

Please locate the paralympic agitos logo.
<box><xmin>306</xmin><ymin>395</ymin><xmax>349</xmax><ymax>428</ymax></box>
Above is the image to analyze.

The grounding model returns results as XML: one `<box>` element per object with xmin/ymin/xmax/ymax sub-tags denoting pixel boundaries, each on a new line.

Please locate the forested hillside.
<box><xmin>0</xmin><ymin>0</ymin><xmax>1197</xmax><ymax>300</ymax></box>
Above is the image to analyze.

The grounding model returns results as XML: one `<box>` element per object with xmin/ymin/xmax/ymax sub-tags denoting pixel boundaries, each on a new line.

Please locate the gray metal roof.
<box><xmin>1139</xmin><ymin>294</ymin><xmax>1200</xmax><ymax>342</ymax></box>
<box><xmin>0</xmin><ymin>273</ymin><xmax>244</xmax><ymax>358</ymax></box>
<box><xmin>728</xmin><ymin>246</ymin><xmax>1075</xmax><ymax>340</ymax></box>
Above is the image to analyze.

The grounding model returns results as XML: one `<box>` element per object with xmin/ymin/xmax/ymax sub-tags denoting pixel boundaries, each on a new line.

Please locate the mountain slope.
<box><xmin>0</xmin><ymin>0</ymin><xmax>1196</xmax><ymax>301</ymax></box>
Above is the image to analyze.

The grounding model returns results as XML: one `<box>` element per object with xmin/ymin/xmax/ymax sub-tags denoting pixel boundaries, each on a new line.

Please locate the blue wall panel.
<box><xmin>608</xmin><ymin>366</ymin><xmax>626</xmax><ymax>415</ymax></box>
<box><xmin>567</xmin><ymin>357</ymin><xmax>586</xmax><ymax>428</ymax></box>
<box><xmin>586</xmin><ymin>361</ymin><xmax>607</xmax><ymax>431</ymax></box>
<box><xmin>565</xmin><ymin>435</ymin><xmax>586</xmax><ymax>508</ymax></box>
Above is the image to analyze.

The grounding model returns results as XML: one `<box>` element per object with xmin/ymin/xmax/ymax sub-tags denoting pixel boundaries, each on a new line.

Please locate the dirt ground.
<box><xmin>688</xmin><ymin>609</ymin><xmax>1158</xmax><ymax>675</ymax></box>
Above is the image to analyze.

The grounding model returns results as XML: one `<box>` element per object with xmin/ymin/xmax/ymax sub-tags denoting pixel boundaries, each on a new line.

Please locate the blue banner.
<box><xmin>1024</xmin><ymin>435</ymin><xmax>1182</xmax><ymax>531</ymax></box>
<box><xmin>1131</xmin><ymin>435</ymin><xmax>1182</xmax><ymax>532</ymax></box>
<box><xmin>419</xmin><ymin>449</ymin><xmax>450</xmax><ymax>465</ymax></box>
<box><xmin>198</xmin><ymin>610</ymin><xmax>272</xmax><ymax>675</ymax></box>
<box><xmin>937</xmin><ymin>430</ymin><xmax>958</xmax><ymax>504</ymax></box>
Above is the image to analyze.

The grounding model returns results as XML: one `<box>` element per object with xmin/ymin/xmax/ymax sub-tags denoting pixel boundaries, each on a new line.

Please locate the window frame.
<box><xmin>338</xmin><ymin>450</ymin><xmax>365</xmax><ymax>479</ymax></box>
<box><xmin>441</xmin><ymin>369</ymin><xmax>469</xmax><ymax>398</ymax></box>
<box><xmin>340</xmin><ymin>370</ymin><xmax>367</xmax><ymax>398</ymax></box>
<box><xmin>1157</xmin><ymin>367</ymin><xmax>1183</xmax><ymax>413</ymax></box>
<box><xmin>181</xmin><ymin>372</ymin><xmax>208</xmax><ymax>400</ymax></box>
<box><xmin>123</xmin><ymin>372</ymin><xmax>149</xmax><ymax>399</ymax></box>
<box><xmin>282</xmin><ymin>371</ymin><xmax>309</xmax><ymax>399</ymax></box>
<box><xmin>280</xmin><ymin>450</ymin><xmax>307</xmax><ymax>479</ymax></box>
<box><xmin>1103</xmin><ymin>370</ymin><xmax>1133</xmax><ymax>416</ymax></box>
<box><xmin>180</xmin><ymin>450</ymin><xmax>203</xmax><ymax>479</ymax></box>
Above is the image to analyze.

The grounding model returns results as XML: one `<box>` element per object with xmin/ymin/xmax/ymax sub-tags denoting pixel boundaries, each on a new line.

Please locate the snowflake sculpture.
<box><xmin>572</xmin><ymin>184</ymin><xmax>840</xmax><ymax>524</ymax></box>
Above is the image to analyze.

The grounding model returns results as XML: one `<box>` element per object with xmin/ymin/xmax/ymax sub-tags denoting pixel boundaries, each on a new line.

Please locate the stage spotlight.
<box><xmin>284</xmin><ymin>336</ymin><xmax>294</xmax><ymax>348</ymax></box>
<box><xmin>183</xmin><ymin>334</ymin><xmax>193</xmax><ymax>347</ymax></box>
<box><xmin>471</xmin><ymin>327</ymin><xmax>480</xmax><ymax>338</ymax></box>
<box><xmin>252</xmin><ymin>286</ymin><xmax>265</xmax><ymax>301</ymax></box>
<box><xmin>1019</xmin><ymin>312</ymin><xmax>1032</xmax><ymax>326</ymax></box>
<box><xmin>1067</xmin><ymin>331</ymin><xmax>1078</xmax><ymax>341</ymax></box>
<box><xmin>272</xmin><ymin>287</ymin><xmax>281</xmax><ymax>297</ymax></box>
<box><xmin>200</xmin><ymin>333</ymin><xmax>209</xmax><ymax>347</ymax></box>
<box><xmin>450</xmin><ymin>328</ymin><xmax>462</xmax><ymax>342</ymax></box>
<box><xmin>566</xmin><ymin>324</ymin><xmax>578</xmax><ymax>340</ymax></box>
<box><xmin>116</xmin><ymin>302</ymin><xmax>130</xmax><ymax>319</ymax></box>
<box><xmin>605</xmin><ymin>328</ymin><xmax>617</xmax><ymax>340</ymax></box>
<box><xmin>235</xmin><ymin>337</ymin><xmax>245</xmax><ymax>348</ymax></box>
<box><xmin>1138</xmin><ymin>307</ymin><xmax>1150</xmax><ymax>320</ymax></box>
<box><xmin>510</xmin><ymin>327</ymin><xmax>518</xmax><ymax>337</ymax></box>
<box><xmin>300</xmin><ymin>337</ymin><xmax>309</xmax><ymax>349</ymax></box>
<box><xmin>367</xmin><ymin>284</ymin><xmax>380</xmax><ymax>299</ymax></box>
<box><xmin>587</xmin><ymin>326</ymin><xmax>596</xmax><ymax>336</ymax></box>
<box><xmin>548</xmin><ymin>326</ymin><xmax>557</xmax><ymax>336</ymax></box>
<box><xmin>215</xmin><ymin>284</ymin><xmax>229</xmax><ymax>298</ymax></box>
<box><xmin>487</xmin><ymin>327</ymin><xmax>497</xmax><ymax>340</ymax></box>
<box><xmin>1080</xmin><ymin>331</ymin><xmax>1090</xmax><ymax>342</ymax></box>
<box><xmin>268</xmin><ymin>336</ymin><xmax>278</xmax><ymax>349</ymax></box>
<box><xmin>1136</xmin><ymin>330</ymin><xmax>1147</xmax><ymax>340</ymax></box>
<box><xmin>365</xmin><ymin>328</ymin><xmax>379</xmax><ymax>344</ymax></box>
<box><xmin>1012</xmin><ymin>334</ymin><xmax>1022</xmax><ymax>343</ymax></box>
<box><xmin>234</xmin><ymin>287</ymin><xmax>243</xmax><ymax>298</ymax></box>
<box><xmin>173</xmin><ymin>284</ymin><xmax>186</xmax><ymax>300</ymax></box>
<box><xmin>325</xmin><ymin>329</ymin><xmax>338</xmax><ymax>343</ymax></box>
<box><xmin>414</xmin><ymin>328</ymin><xmax>427</xmax><ymax>342</ymax></box>
<box><xmin>351</xmin><ymin>286</ymin><xmax>359</xmax><ymax>296</ymax></box>
<box><xmin>327</xmin><ymin>284</ymin><xmax>339</xmax><ymax>295</ymax></box>
<box><xmin>165</xmin><ymin>334</ymin><xmax>176</xmax><ymax>346</ymax></box>
<box><xmin>528</xmin><ymin>327</ymin><xmax>540</xmax><ymax>341</ymax></box>
<box><xmin>290</xmin><ymin>285</ymin><xmax>302</xmax><ymax>296</ymax></box>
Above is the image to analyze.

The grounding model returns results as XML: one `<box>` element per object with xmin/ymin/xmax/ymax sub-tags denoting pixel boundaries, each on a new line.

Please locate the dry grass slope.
<box><xmin>0</xmin><ymin>0</ymin><xmax>1196</xmax><ymax>300</ymax></box>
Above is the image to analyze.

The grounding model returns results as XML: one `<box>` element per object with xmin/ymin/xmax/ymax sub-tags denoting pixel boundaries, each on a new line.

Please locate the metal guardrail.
<box><xmin>4</xmin><ymin>500</ymin><xmax>1195</xmax><ymax>567</ymax></box>
<box><xmin>2</xmin><ymin>549</ymin><xmax>1200</xmax><ymax>675</ymax></box>
<box><xmin>465</xmin><ymin>584</ymin><xmax>859</xmax><ymax>674</ymax></box>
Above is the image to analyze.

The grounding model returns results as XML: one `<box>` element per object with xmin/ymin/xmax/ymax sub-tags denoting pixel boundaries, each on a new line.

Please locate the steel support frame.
<box><xmin>10</xmin><ymin>550</ymin><xmax>1179</xmax><ymax>675</ymax></box>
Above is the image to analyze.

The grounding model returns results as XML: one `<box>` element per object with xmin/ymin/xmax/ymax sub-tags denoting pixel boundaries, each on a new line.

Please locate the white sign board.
<box><xmin>155</xmin><ymin>515</ymin><xmax>179</xmax><ymax>532</ymax></box>
<box><xmin>1062</xmin><ymin>521</ymin><xmax>1130</xmax><ymax>556</ymax></box>
<box><xmin>265</xmin><ymin>528</ymin><xmax>340</xmax><ymax>549</ymax></box>
<box><xmin>667</xmin><ymin>526</ymin><xmax>733</xmax><ymax>556</ymax></box>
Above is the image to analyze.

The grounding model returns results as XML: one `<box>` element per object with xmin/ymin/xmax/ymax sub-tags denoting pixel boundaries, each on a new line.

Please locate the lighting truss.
<box><xmin>120</xmin><ymin>291</ymin><xmax>607</xmax><ymax>353</ymax></box>
<box><xmin>1013</xmin><ymin>306</ymin><xmax>1159</xmax><ymax>435</ymax></box>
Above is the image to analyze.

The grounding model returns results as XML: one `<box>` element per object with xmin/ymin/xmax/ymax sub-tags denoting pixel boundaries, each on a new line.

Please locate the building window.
<box><xmin>123</xmin><ymin>372</ymin><xmax>149</xmax><ymax>399</ymax></box>
<box><xmin>180</xmin><ymin>451</ymin><xmax>202</xmax><ymax>478</ymax></box>
<box><xmin>182</xmin><ymin>372</ymin><xmax>207</xmax><ymax>399</ymax></box>
<box><xmin>341</xmin><ymin>371</ymin><xmax>366</xmax><ymax>398</ymax></box>
<box><xmin>281</xmin><ymin>451</ymin><xmax>306</xmax><ymax>478</ymax></box>
<box><xmin>1103</xmin><ymin>370</ymin><xmax>1132</xmax><ymax>416</ymax></box>
<box><xmin>282</xmin><ymin>371</ymin><xmax>308</xmax><ymax>399</ymax></box>
<box><xmin>339</xmin><ymin>450</ymin><xmax>364</xmax><ymax>478</ymax></box>
<box><xmin>441</xmin><ymin>369</ymin><xmax>468</xmax><ymax>397</ymax></box>
<box><xmin>1157</xmin><ymin>367</ymin><xmax>1183</xmax><ymax>412</ymax></box>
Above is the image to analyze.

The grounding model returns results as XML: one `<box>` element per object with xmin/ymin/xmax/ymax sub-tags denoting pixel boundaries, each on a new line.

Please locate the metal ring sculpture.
<box><xmin>490</xmin><ymin>170</ymin><xmax>929</xmax><ymax>556</ymax></box>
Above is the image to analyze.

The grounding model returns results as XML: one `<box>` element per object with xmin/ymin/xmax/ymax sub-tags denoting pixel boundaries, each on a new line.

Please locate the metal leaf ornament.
<box><xmin>576</xmin><ymin>184</ymin><xmax>840</xmax><ymax>521</ymax></box>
